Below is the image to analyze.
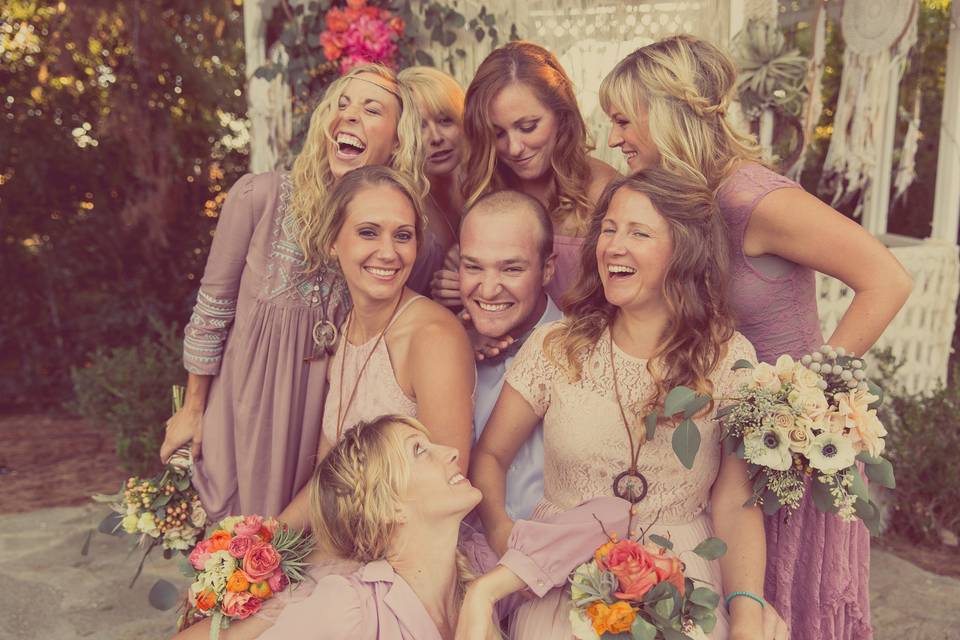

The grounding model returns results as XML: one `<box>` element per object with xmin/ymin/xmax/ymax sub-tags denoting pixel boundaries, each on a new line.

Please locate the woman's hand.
<box><xmin>160</xmin><ymin>406</ymin><xmax>202</xmax><ymax>463</ymax></box>
<box><xmin>430</xmin><ymin>268</ymin><xmax>463</xmax><ymax>309</ymax></box>
<box><xmin>454</xmin><ymin>581</ymin><xmax>499</xmax><ymax>640</ymax></box>
<box><xmin>729</xmin><ymin>602</ymin><xmax>788</xmax><ymax>640</ymax></box>
<box><xmin>460</xmin><ymin>310</ymin><xmax>514</xmax><ymax>361</ymax></box>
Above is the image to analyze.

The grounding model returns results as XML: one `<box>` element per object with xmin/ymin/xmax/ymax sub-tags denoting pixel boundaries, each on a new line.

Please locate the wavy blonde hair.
<box><xmin>309</xmin><ymin>415</ymin><xmax>476</xmax><ymax>598</ymax></box>
<box><xmin>544</xmin><ymin>168</ymin><xmax>735</xmax><ymax>412</ymax></box>
<box><xmin>292</xmin><ymin>63</ymin><xmax>428</xmax><ymax>271</ymax></box>
<box><xmin>462</xmin><ymin>41</ymin><xmax>594</xmax><ymax>231</ymax></box>
<box><xmin>305</xmin><ymin>165</ymin><xmax>425</xmax><ymax>274</ymax></box>
<box><xmin>398</xmin><ymin>66</ymin><xmax>465</xmax><ymax>126</ymax></box>
<box><xmin>599</xmin><ymin>34</ymin><xmax>762</xmax><ymax>188</ymax></box>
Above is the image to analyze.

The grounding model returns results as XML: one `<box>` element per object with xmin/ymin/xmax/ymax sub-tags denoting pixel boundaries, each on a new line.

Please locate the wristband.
<box><xmin>725</xmin><ymin>590</ymin><xmax>766</xmax><ymax>611</ymax></box>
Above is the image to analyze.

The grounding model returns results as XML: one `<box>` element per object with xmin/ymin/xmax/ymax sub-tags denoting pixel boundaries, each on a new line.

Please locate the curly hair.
<box><xmin>461</xmin><ymin>41</ymin><xmax>594</xmax><ymax>232</ymax></box>
<box><xmin>544</xmin><ymin>168</ymin><xmax>735</xmax><ymax>411</ymax></box>
<box><xmin>600</xmin><ymin>34</ymin><xmax>762</xmax><ymax>188</ymax></box>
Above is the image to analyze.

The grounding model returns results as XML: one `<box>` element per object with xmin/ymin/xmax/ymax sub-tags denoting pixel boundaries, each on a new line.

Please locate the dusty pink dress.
<box><xmin>546</xmin><ymin>234</ymin><xmax>586</xmax><ymax>305</ymax></box>
<box><xmin>717</xmin><ymin>162</ymin><xmax>872</xmax><ymax>639</ymax></box>
<box><xmin>184</xmin><ymin>172</ymin><xmax>349</xmax><ymax>521</ymax></box>
<box><xmin>503</xmin><ymin>322</ymin><xmax>758</xmax><ymax>639</ymax></box>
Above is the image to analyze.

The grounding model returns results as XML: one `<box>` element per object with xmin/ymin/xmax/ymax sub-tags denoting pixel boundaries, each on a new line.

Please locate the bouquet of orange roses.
<box><xmin>568</xmin><ymin>528</ymin><xmax>725</xmax><ymax>640</ymax></box>
<box><xmin>180</xmin><ymin>515</ymin><xmax>313</xmax><ymax>639</ymax></box>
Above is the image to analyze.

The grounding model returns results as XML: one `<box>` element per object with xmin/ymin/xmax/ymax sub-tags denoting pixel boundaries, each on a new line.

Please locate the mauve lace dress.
<box><xmin>717</xmin><ymin>162</ymin><xmax>871</xmax><ymax>639</ymax></box>
<box><xmin>183</xmin><ymin>172</ymin><xmax>349</xmax><ymax>521</ymax></box>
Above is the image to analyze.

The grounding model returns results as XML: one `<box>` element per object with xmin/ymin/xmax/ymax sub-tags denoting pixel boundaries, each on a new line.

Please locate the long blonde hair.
<box><xmin>305</xmin><ymin>165</ymin><xmax>425</xmax><ymax>275</ymax></box>
<box><xmin>309</xmin><ymin>415</ymin><xmax>476</xmax><ymax>597</ymax></box>
<box><xmin>599</xmin><ymin>34</ymin><xmax>762</xmax><ymax>187</ymax></box>
<box><xmin>292</xmin><ymin>64</ymin><xmax>428</xmax><ymax>269</ymax></box>
<box><xmin>544</xmin><ymin>168</ymin><xmax>735</xmax><ymax>411</ymax></box>
<box><xmin>398</xmin><ymin>66</ymin><xmax>465</xmax><ymax>126</ymax></box>
<box><xmin>461</xmin><ymin>41</ymin><xmax>594</xmax><ymax>231</ymax></box>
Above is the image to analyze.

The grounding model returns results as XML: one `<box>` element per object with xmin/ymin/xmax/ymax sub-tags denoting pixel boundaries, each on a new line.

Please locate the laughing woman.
<box><xmin>600</xmin><ymin>35</ymin><xmax>912</xmax><ymax>639</ymax></box>
<box><xmin>159</xmin><ymin>64</ymin><xmax>427</xmax><ymax>521</ymax></box>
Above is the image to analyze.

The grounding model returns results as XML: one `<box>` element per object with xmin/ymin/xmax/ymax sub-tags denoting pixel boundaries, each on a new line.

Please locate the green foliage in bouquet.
<box><xmin>69</xmin><ymin>319</ymin><xmax>185</xmax><ymax>474</ymax></box>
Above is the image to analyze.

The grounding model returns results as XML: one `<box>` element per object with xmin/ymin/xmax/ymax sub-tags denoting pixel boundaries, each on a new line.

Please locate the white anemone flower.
<box><xmin>743</xmin><ymin>427</ymin><xmax>793</xmax><ymax>471</ymax></box>
<box><xmin>808</xmin><ymin>431</ymin><xmax>857</xmax><ymax>474</ymax></box>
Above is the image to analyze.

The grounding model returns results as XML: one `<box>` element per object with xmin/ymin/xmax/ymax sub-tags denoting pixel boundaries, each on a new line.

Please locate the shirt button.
<box><xmin>311</xmin><ymin>295</ymin><xmax>319</xmax><ymax>304</ymax></box>
<box><xmin>313</xmin><ymin>284</ymin><xmax>320</xmax><ymax>291</ymax></box>
<box><xmin>537</xmin><ymin>580</ymin><xmax>545</xmax><ymax>587</ymax></box>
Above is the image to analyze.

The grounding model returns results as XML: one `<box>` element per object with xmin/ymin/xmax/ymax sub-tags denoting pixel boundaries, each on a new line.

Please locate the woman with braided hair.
<box><xmin>600</xmin><ymin>34</ymin><xmax>912</xmax><ymax>639</ymax></box>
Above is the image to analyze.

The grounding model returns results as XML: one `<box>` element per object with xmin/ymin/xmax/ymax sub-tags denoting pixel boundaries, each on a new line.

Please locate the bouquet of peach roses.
<box><xmin>718</xmin><ymin>345</ymin><xmax>894</xmax><ymax>533</ymax></box>
<box><xmin>180</xmin><ymin>515</ymin><xmax>313</xmax><ymax>639</ymax></box>
<box><xmin>568</xmin><ymin>526</ymin><xmax>726</xmax><ymax>640</ymax></box>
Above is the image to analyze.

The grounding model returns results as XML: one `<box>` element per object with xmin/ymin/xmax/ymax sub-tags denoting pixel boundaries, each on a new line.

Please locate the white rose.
<box><xmin>774</xmin><ymin>354</ymin><xmax>797</xmax><ymax>382</ymax></box>
<box><xmin>750</xmin><ymin>363</ymin><xmax>782</xmax><ymax>392</ymax></box>
<box><xmin>788</xmin><ymin>386</ymin><xmax>829</xmax><ymax>420</ymax></box>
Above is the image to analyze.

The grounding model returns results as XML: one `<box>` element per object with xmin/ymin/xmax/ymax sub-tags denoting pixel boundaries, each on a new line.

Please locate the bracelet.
<box><xmin>725</xmin><ymin>591</ymin><xmax>766</xmax><ymax>611</ymax></box>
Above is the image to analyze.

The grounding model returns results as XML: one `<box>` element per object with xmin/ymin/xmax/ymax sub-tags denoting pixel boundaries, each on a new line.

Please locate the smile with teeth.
<box><xmin>335</xmin><ymin>131</ymin><xmax>366</xmax><ymax>156</ymax></box>
<box><xmin>365</xmin><ymin>266</ymin><xmax>400</xmax><ymax>278</ymax></box>
<box><xmin>475</xmin><ymin>300</ymin><xmax>512</xmax><ymax>312</ymax></box>
<box><xmin>448</xmin><ymin>473</ymin><xmax>466</xmax><ymax>485</ymax></box>
<box><xmin>608</xmin><ymin>264</ymin><xmax>637</xmax><ymax>276</ymax></box>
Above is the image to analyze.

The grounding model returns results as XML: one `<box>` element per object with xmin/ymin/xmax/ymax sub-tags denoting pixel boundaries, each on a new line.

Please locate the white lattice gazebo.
<box><xmin>242</xmin><ymin>0</ymin><xmax>960</xmax><ymax>394</ymax></box>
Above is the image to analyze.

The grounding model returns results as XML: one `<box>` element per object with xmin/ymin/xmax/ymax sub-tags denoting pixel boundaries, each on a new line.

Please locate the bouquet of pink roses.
<box><xmin>180</xmin><ymin>515</ymin><xmax>313</xmax><ymax>638</ymax></box>
<box><xmin>319</xmin><ymin>0</ymin><xmax>406</xmax><ymax>73</ymax></box>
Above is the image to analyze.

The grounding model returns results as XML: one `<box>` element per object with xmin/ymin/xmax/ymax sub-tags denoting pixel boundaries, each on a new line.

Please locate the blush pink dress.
<box><xmin>501</xmin><ymin>321</ymin><xmax>758</xmax><ymax>639</ymax></box>
<box><xmin>717</xmin><ymin>162</ymin><xmax>871</xmax><ymax>639</ymax></box>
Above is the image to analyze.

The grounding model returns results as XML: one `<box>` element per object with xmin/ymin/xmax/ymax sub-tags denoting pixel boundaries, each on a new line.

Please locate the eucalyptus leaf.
<box><xmin>664</xmin><ymin>386</ymin><xmax>696</xmax><ymax>417</ymax></box>
<box><xmin>644</xmin><ymin>412</ymin><xmax>658</xmax><ymax>441</ymax></box>
<box><xmin>414</xmin><ymin>50</ymin><xmax>435</xmax><ymax>67</ymax></box>
<box><xmin>732</xmin><ymin>359</ymin><xmax>755</xmax><ymax>370</ymax></box>
<box><xmin>854</xmin><ymin>498</ymin><xmax>882</xmax><ymax>536</ymax></box>
<box><xmin>715</xmin><ymin>403</ymin><xmax>735</xmax><ymax>418</ymax></box>
<box><xmin>699</xmin><ymin>610</ymin><xmax>718</xmax><ymax>634</ymax></box>
<box><xmin>661</xmin><ymin>628</ymin><xmax>689</xmax><ymax>640</ymax></box>
<box><xmin>672</xmin><ymin>418</ymin><xmax>701</xmax><ymax>470</ymax></box>
<box><xmin>692</xmin><ymin>538</ymin><xmax>727</xmax><ymax>561</ymax></box>
<box><xmin>752</xmin><ymin>468</ymin><xmax>769</xmax><ymax>495</ymax></box>
<box><xmin>846</xmin><ymin>467</ymin><xmax>869</xmax><ymax>502</ymax></box>
<box><xmin>863</xmin><ymin>457</ymin><xmax>896</xmax><ymax>489</ymax></box>
<box><xmin>866</xmin><ymin>380</ymin><xmax>884</xmax><ymax>409</ymax></box>
<box><xmin>474</xmin><ymin>27</ymin><xmax>485</xmax><ymax>42</ymax></box>
<box><xmin>761</xmin><ymin>488</ymin><xmax>782</xmax><ymax>516</ymax></box>
<box><xmin>98</xmin><ymin>512</ymin><xmax>124</xmax><ymax>536</ymax></box>
<box><xmin>689</xmin><ymin>586</ymin><xmax>721</xmax><ymax>608</ymax></box>
<box><xmin>810</xmin><ymin>477</ymin><xmax>837</xmax><ymax>512</ymax></box>
<box><xmin>630</xmin><ymin>615</ymin><xmax>657</xmax><ymax>640</ymax></box>
<box><xmin>81</xmin><ymin>529</ymin><xmax>94</xmax><ymax>556</ymax></box>
<box><xmin>148</xmin><ymin>579</ymin><xmax>181</xmax><ymax>611</ymax></box>
<box><xmin>654</xmin><ymin>595</ymin><xmax>675</xmax><ymax>620</ymax></box>
<box><xmin>440</xmin><ymin>30</ymin><xmax>457</xmax><ymax>46</ymax></box>
<box><xmin>683</xmin><ymin>393</ymin><xmax>711</xmax><ymax>419</ymax></box>
<box><xmin>648</xmin><ymin>534</ymin><xmax>673</xmax><ymax>550</ymax></box>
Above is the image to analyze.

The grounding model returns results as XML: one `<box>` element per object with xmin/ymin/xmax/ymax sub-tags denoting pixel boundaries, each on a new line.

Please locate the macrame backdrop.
<box><xmin>818</xmin><ymin>0</ymin><xmax>918</xmax><ymax>217</ymax></box>
<box><xmin>893</xmin><ymin>86</ymin><xmax>922</xmax><ymax>204</ymax></box>
<box><xmin>785</xmin><ymin>2</ymin><xmax>825</xmax><ymax>180</ymax></box>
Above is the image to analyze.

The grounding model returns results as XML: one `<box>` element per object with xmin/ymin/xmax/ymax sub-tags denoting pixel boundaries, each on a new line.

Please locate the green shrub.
<box><xmin>874</xmin><ymin>352</ymin><xmax>960</xmax><ymax>544</ymax></box>
<box><xmin>69</xmin><ymin>319</ymin><xmax>186</xmax><ymax>474</ymax></box>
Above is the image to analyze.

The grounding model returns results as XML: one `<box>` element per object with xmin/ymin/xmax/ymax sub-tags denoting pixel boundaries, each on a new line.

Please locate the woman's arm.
<box><xmin>711</xmin><ymin>448</ymin><xmax>766</xmax><ymax>639</ymax></box>
<box><xmin>746</xmin><ymin>188</ymin><xmax>912</xmax><ymax>356</ymax></box>
<box><xmin>408</xmin><ymin>314</ymin><xmax>476</xmax><ymax>471</ymax></box>
<box><xmin>470</xmin><ymin>383</ymin><xmax>541</xmax><ymax>556</ymax></box>
<box><xmin>276</xmin><ymin>435</ymin><xmax>334</xmax><ymax>531</ymax></box>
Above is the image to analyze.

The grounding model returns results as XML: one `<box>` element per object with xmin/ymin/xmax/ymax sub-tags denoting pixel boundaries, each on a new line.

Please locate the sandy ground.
<box><xmin>0</xmin><ymin>504</ymin><xmax>958</xmax><ymax>640</ymax></box>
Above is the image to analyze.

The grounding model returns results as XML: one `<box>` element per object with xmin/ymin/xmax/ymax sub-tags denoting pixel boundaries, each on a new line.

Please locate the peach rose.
<box><xmin>605</xmin><ymin>539</ymin><xmax>660</xmax><ymax>601</ymax></box>
<box><xmin>769</xmin><ymin>406</ymin><xmax>795</xmax><ymax>431</ymax></box>
<box><xmin>226</xmin><ymin>569</ymin><xmax>249</xmax><ymax>593</ymax></box>
<box><xmin>650</xmin><ymin>549</ymin><xmax>685</xmax><ymax>596</ymax></box>
<box><xmin>221</xmin><ymin>591</ymin><xmax>262</xmax><ymax>620</ymax></box>
<box><xmin>242</xmin><ymin>543</ymin><xmax>282</xmax><ymax>581</ymax></box>
<box><xmin>227</xmin><ymin>534</ymin><xmax>258</xmax><ymax>559</ymax></box>
<box><xmin>786</xmin><ymin>416</ymin><xmax>816</xmax><ymax>454</ymax></box>
<box><xmin>233</xmin><ymin>515</ymin><xmax>263</xmax><ymax>538</ymax></box>
<box><xmin>207</xmin><ymin>530</ymin><xmax>232</xmax><ymax>552</ymax></box>
<box><xmin>788</xmin><ymin>386</ymin><xmax>829</xmax><ymax>420</ymax></box>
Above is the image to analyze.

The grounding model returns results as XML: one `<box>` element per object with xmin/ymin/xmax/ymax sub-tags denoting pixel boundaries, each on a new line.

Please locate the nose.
<box><xmin>604</xmin><ymin>231</ymin><xmax>628</xmax><ymax>257</ymax></box>
<box><xmin>425</xmin><ymin>121</ymin><xmax>443</xmax><ymax>146</ymax></box>
<box><xmin>477</xmin><ymin>271</ymin><xmax>503</xmax><ymax>300</ymax></box>
<box><xmin>376</xmin><ymin>233</ymin><xmax>401</xmax><ymax>261</ymax></box>
<box><xmin>341</xmin><ymin>103</ymin><xmax>361</xmax><ymax>123</ymax></box>
<box><xmin>607</xmin><ymin>125</ymin><xmax>622</xmax><ymax>148</ymax></box>
<box><xmin>507</xmin><ymin>131</ymin><xmax>525</xmax><ymax>158</ymax></box>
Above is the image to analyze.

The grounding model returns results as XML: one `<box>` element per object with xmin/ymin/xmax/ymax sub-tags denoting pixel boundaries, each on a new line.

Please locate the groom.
<box><xmin>458</xmin><ymin>190</ymin><xmax>561</xmax><ymax>521</ymax></box>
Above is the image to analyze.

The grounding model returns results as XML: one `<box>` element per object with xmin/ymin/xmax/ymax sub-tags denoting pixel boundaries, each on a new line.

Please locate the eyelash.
<box><xmin>414</xmin><ymin>442</ymin><xmax>425</xmax><ymax>456</ymax></box>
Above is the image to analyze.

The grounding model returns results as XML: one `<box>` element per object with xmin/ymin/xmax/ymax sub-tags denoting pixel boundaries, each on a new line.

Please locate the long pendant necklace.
<box><xmin>609</xmin><ymin>329</ymin><xmax>649</xmax><ymax>504</ymax></box>
<box><xmin>334</xmin><ymin>293</ymin><xmax>405</xmax><ymax>441</ymax></box>
<box><xmin>305</xmin><ymin>263</ymin><xmax>341</xmax><ymax>361</ymax></box>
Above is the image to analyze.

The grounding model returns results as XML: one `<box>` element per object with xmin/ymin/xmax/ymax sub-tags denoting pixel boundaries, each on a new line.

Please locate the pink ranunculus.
<box><xmin>267</xmin><ymin>569</ymin><xmax>290</xmax><ymax>594</ymax></box>
<box><xmin>188</xmin><ymin>540</ymin><xmax>212</xmax><ymax>570</ymax></box>
<box><xmin>221</xmin><ymin>591</ymin><xmax>263</xmax><ymax>620</ymax></box>
<box><xmin>604</xmin><ymin>539</ymin><xmax>661</xmax><ymax>601</ymax></box>
<box><xmin>233</xmin><ymin>515</ymin><xmax>264</xmax><ymax>538</ymax></box>
<box><xmin>227</xmin><ymin>534</ymin><xmax>258</xmax><ymax>560</ymax></box>
<box><xmin>243</xmin><ymin>542</ymin><xmax>282</xmax><ymax>581</ymax></box>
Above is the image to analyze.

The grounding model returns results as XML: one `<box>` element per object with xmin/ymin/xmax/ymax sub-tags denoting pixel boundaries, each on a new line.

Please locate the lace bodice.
<box><xmin>505</xmin><ymin>322</ymin><xmax>757</xmax><ymax>525</ymax></box>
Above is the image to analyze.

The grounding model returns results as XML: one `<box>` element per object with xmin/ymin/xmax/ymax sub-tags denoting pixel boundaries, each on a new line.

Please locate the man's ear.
<box><xmin>541</xmin><ymin>252</ymin><xmax>558</xmax><ymax>288</ymax></box>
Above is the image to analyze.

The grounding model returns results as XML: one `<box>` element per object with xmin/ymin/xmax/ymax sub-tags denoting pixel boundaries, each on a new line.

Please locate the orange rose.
<box><xmin>587</xmin><ymin>602</ymin><xmax>612</xmax><ymax>635</ymax></box>
<box><xmin>257</xmin><ymin>526</ymin><xmax>273</xmax><ymax>544</ymax></box>
<box><xmin>226</xmin><ymin>570</ymin><xmax>250</xmax><ymax>593</ymax></box>
<box><xmin>650</xmin><ymin>550</ymin><xmax>685</xmax><ymax>596</ymax></box>
<box><xmin>606</xmin><ymin>601</ymin><xmax>637</xmax><ymax>633</ymax></box>
<box><xmin>195</xmin><ymin>589</ymin><xmax>217</xmax><ymax>612</ymax></box>
<box><xmin>249</xmin><ymin>581</ymin><xmax>272</xmax><ymax>599</ymax></box>
<box><xmin>594</xmin><ymin>539</ymin><xmax>617</xmax><ymax>569</ymax></box>
<box><xmin>208</xmin><ymin>530</ymin><xmax>232</xmax><ymax>552</ymax></box>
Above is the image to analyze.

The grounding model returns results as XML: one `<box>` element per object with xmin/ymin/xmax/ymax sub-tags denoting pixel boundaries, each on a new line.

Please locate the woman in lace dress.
<box><xmin>430</xmin><ymin>41</ymin><xmax>619</xmax><ymax>308</ymax></box>
<box><xmin>159</xmin><ymin>64</ymin><xmax>428</xmax><ymax>521</ymax></box>
<box><xmin>600</xmin><ymin>35</ymin><xmax>912</xmax><ymax>639</ymax></box>
<box><xmin>469</xmin><ymin>169</ymin><xmax>782</xmax><ymax>640</ymax></box>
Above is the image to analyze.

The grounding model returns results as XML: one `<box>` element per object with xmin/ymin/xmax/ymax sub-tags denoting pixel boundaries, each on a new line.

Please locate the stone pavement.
<box><xmin>0</xmin><ymin>505</ymin><xmax>958</xmax><ymax>639</ymax></box>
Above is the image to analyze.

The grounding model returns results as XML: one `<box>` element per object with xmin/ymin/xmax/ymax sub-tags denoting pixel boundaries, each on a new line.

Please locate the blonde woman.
<box><xmin>431</xmin><ymin>41</ymin><xmax>619</xmax><ymax>308</ymax></box>
<box><xmin>397</xmin><ymin>66</ymin><xmax>467</xmax><ymax>296</ymax></box>
<box><xmin>600</xmin><ymin>34</ymin><xmax>912</xmax><ymax>639</ymax></box>
<box><xmin>160</xmin><ymin>64</ymin><xmax>427</xmax><ymax>521</ymax></box>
